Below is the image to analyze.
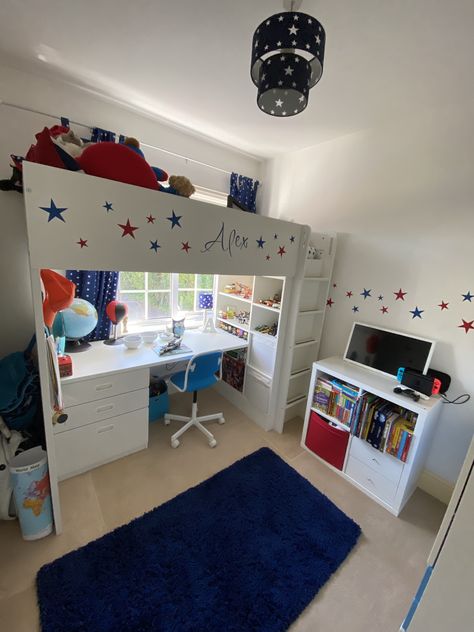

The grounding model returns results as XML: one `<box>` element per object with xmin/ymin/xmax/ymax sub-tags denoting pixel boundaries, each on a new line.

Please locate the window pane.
<box><xmin>178</xmin><ymin>290</ymin><xmax>195</xmax><ymax>312</ymax></box>
<box><xmin>120</xmin><ymin>271</ymin><xmax>145</xmax><ymax>291</ymax></box>
<box><xmin>149</xmin><ymin>273</ymin><xmax>170</xmax><ymax>290</ymax></box>
<box><xmin>178</xmin><ymin>273</ymin><xmax>195</xmax><ymax>289</ymax></box>
<box><xmin>119</xmin><ymin>292</ymin><xmax>145</xmax><ymax>321</ymax></box>
<box><xmin>197</xmin><ymin>274</ymin><xmax>213</xmax><ymax>289</ymax></box>
<box><xmin>148</xmin><ymin>292</ymin><xmax>171</xmax><ymax>319</ymax></box>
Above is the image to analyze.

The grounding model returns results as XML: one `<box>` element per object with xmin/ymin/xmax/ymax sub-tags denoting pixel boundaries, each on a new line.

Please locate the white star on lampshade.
<box><xmin>291</xmin><ymin>39</ymin><xmax>297</xmax><ymax>46</ymax></box>
<box><xmin>275</xmin><ymin>98</ymin><xmax>283</xmax><ymax>107</ymax></box>
<box><xmin>292</xmin><ymin>81</ymin><xmax>297</xmax><ymax>87</ymax></box>
<box><xmin>264</xmin><ymin>44</ymin><xmax>269</xmax><ymax>50</ymax></box>
<box><xmin>299</xmin><ymin>95</ymin><xmax>305</xmax><ymax>102</ymax></box>
<box><xmin>293</xmin><ymin>14</ymin><xmax>299</xmax><ymax>21</ymax></box>
<box><xmin>278</xmin><ymin>80</ymin><xmax>283</xmax><ymax>86</ymax></box>
<box><xmin>308</xmin><ymin>18</ymin><xmax>312</xmax><ymax>24</ymax></box>
<box><xmin>315</xmin><ymin>35</ymin><xmax>321</xmax><ymax>44</ymax></box>
<box><xmin>280</xmin><ymin>55</ymin><xmax>286</xmax><ymax>61</ymax></box>
<box><xmin>271</xmin><ymin>110</ymin><xmax>275</xmax><ymax>114</ymax></box>
<box><xmin>266</xmin><ymin>19</ymin><xmax>270</xmax><ymax>25</ymax></box>
<box><xmin>277</xmin><ymin>40</ymin><xmax>282</xmax><ymax>46</ymax></box>
<box><xmin>305</xmin><ymin>43</ymin><xmax>310</xmax><ymax>49</ymax></box>
<box><xmin>282</xmin><ymin>111</ymin><xmax>287</xmax><ymax>116</ymax></box>
<box><xmin>284</xmin><ymin>66</ymin><xmax>294</xmax><ymax>75</ymax></box>
<box><xmin>295</xmin><ymin>57</ymin><xmax>300</xmax><ymax>63</ymax></box>
<box><xmin>278</xmin><ymin>15</ymin><xmax>284</xmax><ymax>22</ymax></box>
<box><xmin>289</xmin><ymin>25</ymin><xmax>299</xmax><ymax>35</ymax></box>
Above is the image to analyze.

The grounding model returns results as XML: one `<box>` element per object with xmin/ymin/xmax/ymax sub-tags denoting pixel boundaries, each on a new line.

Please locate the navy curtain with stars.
<box><xmin>66</xmin><ymin>270</ymin><xmax>119</xmax><ymax>341</ymax></box>
<box><xmin>230</xmin><ymin>173</ymin><xmax>259</xmax><ymax>213</ymax></box>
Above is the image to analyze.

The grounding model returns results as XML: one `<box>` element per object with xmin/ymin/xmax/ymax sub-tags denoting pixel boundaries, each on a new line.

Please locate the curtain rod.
<box><xmin>0</xmin><ymin>100</ymin><xmax>233</xmax><ymax>177</ymax></box>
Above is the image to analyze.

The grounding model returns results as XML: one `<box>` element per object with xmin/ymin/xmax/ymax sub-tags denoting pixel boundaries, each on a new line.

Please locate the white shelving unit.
<box><xmin>301</xmin><ymin>357</ymin><xmax>443</xmax><ymax>516</ymax></box>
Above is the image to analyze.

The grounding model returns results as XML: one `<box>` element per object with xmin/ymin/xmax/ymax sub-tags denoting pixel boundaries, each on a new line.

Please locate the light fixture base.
<box><xmin>283</xmin><ymin>0</ymin><xmax>303</xmax><ymax>10</ymax></box>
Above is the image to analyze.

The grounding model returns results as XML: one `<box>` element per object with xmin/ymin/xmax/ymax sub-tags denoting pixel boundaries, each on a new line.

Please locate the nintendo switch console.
<box><xmin>396</xmin><ymin>367</ymin><xmax>441</xmax><ymax>397</ymax></box>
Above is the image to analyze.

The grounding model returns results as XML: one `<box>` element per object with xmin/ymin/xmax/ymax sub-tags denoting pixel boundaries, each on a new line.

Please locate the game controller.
<box><xmin>393</xmin><ymin>386</ymin><xmax>421</xmax><ymax>402</ymax></box>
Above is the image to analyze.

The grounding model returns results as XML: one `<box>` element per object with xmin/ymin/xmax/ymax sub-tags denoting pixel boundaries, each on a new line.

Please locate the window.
<box><xmin>118</xmin><ymin>272</ymin><xmax>214</xmax><ymax>328</ymax></box>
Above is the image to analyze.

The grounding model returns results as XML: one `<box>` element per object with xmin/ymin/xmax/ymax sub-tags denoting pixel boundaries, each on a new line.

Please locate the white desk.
<box><xmin>55</xmin><ymin>330</ymin><xmax>247</xmax><ymax>480</ymax></box>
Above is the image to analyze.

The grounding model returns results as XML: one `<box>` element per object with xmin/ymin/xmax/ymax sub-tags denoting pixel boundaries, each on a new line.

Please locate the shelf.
<box><xmin>286</xmin><ymin>394</ymin><xmax>307</xmax><ymax>408</ymax></box>
<box><xmin>253</xmin><ymin>302</ymin><xmax>281</xmax><ymax>314</ymax></box>
<box><xmin>298</xmin><ymin>309</ymin><xmax>324</xmax><ymax>315</ymax></box>
<box><xmin>294</xmin><ymin>338</ymin><xmax>319</xmax><ymax>348</ymax></box>
<box><xmin>218</xmin><ymin>292</ymin><xmax>252</xmax><ymax>304</ymax></box>
<box><xmin>289</xmin><ymin>368</ymin><xmax>311</xmax><ymax>379</ymax></box>
<box><xmin>216</xmin><ymin>317</ymin><xmax>249</xmax><ymax>332</ymax></box>
<box><xmin>311</xmin><ymin>406</ymin><xmax>351</xmax><ymax>433</ymax></box>
<box><xmin>250</xmin><ymin>329</ymin><xmax>278</xmax><ymax>341</ymax></box>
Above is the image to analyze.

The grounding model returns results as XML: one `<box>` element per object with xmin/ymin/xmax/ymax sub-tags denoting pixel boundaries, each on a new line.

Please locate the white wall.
<box><xmin>262</xmin><ymin>100</ymin><xmax>474</xmax><ymax>485</ymax></box>
<box><xmin>0</xmin><ymin>63</ymin><xmax>262</xmax><ymax>356</ymax></box>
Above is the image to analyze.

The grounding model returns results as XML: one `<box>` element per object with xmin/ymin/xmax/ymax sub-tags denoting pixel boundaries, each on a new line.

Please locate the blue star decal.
<box><xmin>378</xmin><ymin>295</ymin><xmax>383</xmax><ymax>301</ymax></box>
<box><xmin>410</xmin><ymin>306</ymin><xmax>424</xmax><ymax>319</ymax></box>
<box><xmin>103</xmin><ymin>201</ymin><xmax>114</xmax><ymax>212</ymax></box>
<box><xmin>256</xmin><ymin>236</ymin><xmax>266</xmax><ymax>248</ymax></box>
<box><xmin>274</xmin><ymin>233</ymin><xmax>278</xmax><ymax>239</ymax></box>
<box><xmin>167</xmin><ymin>210</ymin><xmax>182</xmax><ymax>228</ymax></box>
<box><xmin>150</xmin><ymin>240</ymin><xmax>160</xmax><ymax>252</ymax></box>
<box><xmin>40</xmin><ymin>199</ymin><xmax>67</xmax><ymax>223</ymax></box>
<box><xmin>462</xmin><ymin>291</ymin><xmax>473</xmax><ymax>302</ymax></box>
<box><xmin>352</xmin><ymin>306</ymin><xmax>359</xmax><ymax>313</ymax></box>
<box><xmin>290</xmin><ymin>235</ymin><xmax>295</xmax><ymax>243</ymax></box>
<box><xmin>360</xmin><ymin>288</ymin><xmax>372</xmax><ymax>299</ymax></box>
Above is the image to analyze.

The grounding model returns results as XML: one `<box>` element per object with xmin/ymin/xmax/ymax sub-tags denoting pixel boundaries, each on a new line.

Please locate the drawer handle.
<box><xmin>95</xmin><ymin>383</ymin><xmax>113</xmax><ymax>392</ymax></box>
<box><xmin>96</xmin><ymin>404</ymin><xmax>115</xmax><ymax>413</ymax></box>
<box><xmin>97</xmin><ymin>424</ymin><xmax>115</xmax><ymax>434</ymax></box>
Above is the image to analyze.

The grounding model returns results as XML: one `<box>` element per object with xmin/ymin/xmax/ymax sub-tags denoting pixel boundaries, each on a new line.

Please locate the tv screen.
<box><xmin>344</xmin><ymin>323</ymin><xmax>434</xmax><ymax>377</ymax></box>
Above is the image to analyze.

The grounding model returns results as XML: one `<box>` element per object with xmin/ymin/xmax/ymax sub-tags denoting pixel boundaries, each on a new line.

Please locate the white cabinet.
<box><xmin>301</xmin><ymin>357</ymin><xmax>442</xmax><ymax>516</ymax></box>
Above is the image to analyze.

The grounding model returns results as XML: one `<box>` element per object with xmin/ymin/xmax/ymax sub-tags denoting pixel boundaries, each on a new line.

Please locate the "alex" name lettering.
<box><xmin>201</xmin><ymin>222</ymin><xmax>248</xmax><ymax>257</ymax></box>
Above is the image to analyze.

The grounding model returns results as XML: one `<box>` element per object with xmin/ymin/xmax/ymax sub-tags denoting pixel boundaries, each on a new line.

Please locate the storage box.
<box><xmin>305</xmin><ymin>411</ymin><xmax>349</xmax><ymax>471</ymax></box>
<box><xmin>149</xmin><ymin>391</ymin><xmax>169</xmax><ymax>422</ymax></box>
<box><xmin>222</xmin><ymin>351</ymin><xmax>246</xmax><ymax>392</ymax></box>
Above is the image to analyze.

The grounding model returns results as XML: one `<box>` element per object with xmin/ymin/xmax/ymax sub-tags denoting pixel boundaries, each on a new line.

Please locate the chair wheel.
<box><xmin>171</xmin><ymin>439</ymin><xmax>180</xmax><ymax>449</ymax></box>
<box><xmin>164</xmin><ymin>418</ymin><xmax>170</xmax><ymax>426</ymax></box>
<box><xmin>209</xmin><ymin>439</ymin><xmax>217</xmax><ymax>448</ymax></box>
<box><xmin>218</xmin><ymin>416</ymin><xmax>225</xmax><ymax>425</ymax></box>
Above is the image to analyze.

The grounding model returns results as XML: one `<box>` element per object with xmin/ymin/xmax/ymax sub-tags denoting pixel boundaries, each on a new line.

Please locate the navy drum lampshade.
<box><xmin>251</xmin><ymin>11</ymin><xmax>326</xmax><ymax>117</ymax></box>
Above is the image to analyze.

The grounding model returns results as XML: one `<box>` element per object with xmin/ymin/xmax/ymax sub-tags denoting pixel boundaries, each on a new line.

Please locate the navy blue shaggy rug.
<box><xmin>37</xmin><ymin>448</ymin><xmax>361</xmax><ymax>632</ymax></box>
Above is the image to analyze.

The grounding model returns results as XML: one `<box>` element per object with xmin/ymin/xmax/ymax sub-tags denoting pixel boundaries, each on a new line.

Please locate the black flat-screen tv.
<box><xmin>344</xmin><ymin>322</ymin><xmax>435</xmax><ymax>378</ymax></box>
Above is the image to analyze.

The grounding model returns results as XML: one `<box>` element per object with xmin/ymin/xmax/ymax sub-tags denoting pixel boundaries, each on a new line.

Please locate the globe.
<box><xmin>54</xmin><ymin>298</ymin><xmax>98</xmax><ymax>341</ymax></box>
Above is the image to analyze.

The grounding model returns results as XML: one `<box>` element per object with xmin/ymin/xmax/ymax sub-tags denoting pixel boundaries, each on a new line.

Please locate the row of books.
<box><xmin>313</xmin><ymin>377</ymin><xmax>359</xmax><ymax>427</ymax></box>
<box><xmin>385</xmin><ymin>418</ymin><xmax>415</xmax><ymax>463</ymax></box>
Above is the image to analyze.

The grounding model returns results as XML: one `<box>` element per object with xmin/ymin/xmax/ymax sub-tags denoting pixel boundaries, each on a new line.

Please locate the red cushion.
<box><xmin>78</xmin><ymin>143</ymin><xmax>158</xmax><ymax>190</ymax></box>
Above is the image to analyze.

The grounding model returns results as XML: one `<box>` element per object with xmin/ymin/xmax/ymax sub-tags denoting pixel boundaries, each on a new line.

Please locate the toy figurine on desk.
<box><xmin>104</xmin><ymin>300</ymin><xmax>128</xmax><ymax>345</ymax></box>
<box><xmin>158</xmin><ymin>337</ymin><xmax>182</xmax><ymax>356</ymax></box>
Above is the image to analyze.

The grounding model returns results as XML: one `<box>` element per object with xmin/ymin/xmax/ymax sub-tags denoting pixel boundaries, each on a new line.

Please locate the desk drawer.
<box><xmin>349</xmin><ymin>436</ymin><xmax>404</xmax><ymax>484</ymax></box>
<box><xmin>345</xmin><ymin>455</ymin><xmax>398</xmax><ymax>505</ymax></box>
<box><xmin>54</xmin><ymin>388</ymin><xmax>148</xmax><ymax>434</ymax></box>
<box><xmin>55</xmin><ymin>408</ymin><xmax>148</xmax><ymax>480</ymax></box>
<box><xmin>62</xmin><ymin>369</ymin><xmax>149</xmax><ymax>407</ymax></box>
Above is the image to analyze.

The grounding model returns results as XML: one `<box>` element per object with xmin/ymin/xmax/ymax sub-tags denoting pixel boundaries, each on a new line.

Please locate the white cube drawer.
<box><xmin>54</xmin><ymin>388</ymin><xmax>148</xmax><ymax>434</ymax></box>
<box><xmin>62</xmin><ymin>368</ymin><xmax>149</xmax><ymax>407</ymax></box>
<box><xmin>349</xmin><ymin>436</ymin><xmax>404</xmax><ymax>484</ymax></box>
<box><xmin>55</xmin><ymin>408</ymin><xmax>148</xmax><ymax>480</ymax></box>
<box><xmin>345</xmin><ymin>456</ymin><xmax>399</xmax><ymax>506</ymax></box>
<box><xmin>245</xmin><ymin>367</ymin><xmax>271</xmax><ymax>414</ymax></box>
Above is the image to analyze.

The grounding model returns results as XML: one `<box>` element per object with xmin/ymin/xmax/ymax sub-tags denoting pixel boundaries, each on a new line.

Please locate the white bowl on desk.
<box><xmin>123</xmin><ymin>334</ymin><xmax>143</xmax><ymax>349</ymax></box>
<box><xmin>142</xmin><ymin>331</ymin><xmax>158</xmax><ymax>344</ymax></box>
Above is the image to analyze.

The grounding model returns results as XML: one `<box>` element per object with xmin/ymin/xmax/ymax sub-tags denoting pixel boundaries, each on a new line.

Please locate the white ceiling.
<box><xmin>0</xmin><ymin>0</ymin><xmax>473</xmax><ymax>158</ymax></box>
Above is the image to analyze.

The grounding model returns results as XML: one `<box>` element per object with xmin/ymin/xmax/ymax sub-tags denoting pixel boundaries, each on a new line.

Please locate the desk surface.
<box><xmin>61</xmin><ymin>330</ymin><xmax>248</xmax><ymax>384</ymax></box>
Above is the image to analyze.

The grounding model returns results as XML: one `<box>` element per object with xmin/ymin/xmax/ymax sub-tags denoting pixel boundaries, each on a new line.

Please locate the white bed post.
<box><xmin>30</xmin><ymin>268</ymin><xmax>63</xmax><ymax>534</ymax></box>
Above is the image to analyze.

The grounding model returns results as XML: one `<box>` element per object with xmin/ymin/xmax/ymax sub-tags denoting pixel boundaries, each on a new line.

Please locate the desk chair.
<box><xmin>164</xmin><ymin>351</ymin><xmax>225</xmax><ymax>448</ymax></box>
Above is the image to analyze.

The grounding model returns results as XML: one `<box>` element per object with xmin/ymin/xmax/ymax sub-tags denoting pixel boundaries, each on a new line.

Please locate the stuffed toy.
<box><xmin>160</xmin><ymin>175</ymin><xmax>196</xmax><ymax>198</ymax></box>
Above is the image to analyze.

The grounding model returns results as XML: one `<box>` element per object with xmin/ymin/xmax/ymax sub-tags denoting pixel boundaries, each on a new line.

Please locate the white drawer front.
<box><xmin>62</xmin><ymin>369</ymin><xmax>149</xmax><ymax>407</ymax></box>
<box><xmin>55</xmin><ymin>408</ymin><xmax>148</xmax><ymax>480</ymax></box>
<box><xmin>345</xmin><ymin>456</ymin><xmax>399</xmax><ymax>506</ymax></box>
<box><xmin>349</xmin><ymin>436</ymin><xmax>404</xmax><ymax>484</ymax></box>
<box><xmin>244</xmin><ymin>367</ymin><xmax>271</xmax><ymax>414</ymax></box>
<box><xmin>54</xmin><ymin>388</ymin><xmax>149</xmax><ymax>434</ymax></box>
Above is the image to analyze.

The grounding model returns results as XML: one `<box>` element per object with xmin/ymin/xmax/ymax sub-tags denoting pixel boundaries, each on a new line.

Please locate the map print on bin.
<box><xmin>23</xmin><ymin>472</ymin><xmax>51</xmax><ymax>516</ymax></box>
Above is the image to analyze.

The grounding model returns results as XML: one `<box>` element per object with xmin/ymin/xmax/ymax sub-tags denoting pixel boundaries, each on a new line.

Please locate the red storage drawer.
<box><xmin>305</xmin><ymin>411</ymin><xmax>350</xmax><ymax>471</ymax></box>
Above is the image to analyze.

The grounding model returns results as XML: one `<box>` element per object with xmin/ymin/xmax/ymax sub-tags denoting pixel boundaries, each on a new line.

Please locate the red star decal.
<box><xmin>181</xmin><ymin>241</ymin><xmax>191</xmax><ymax>253</ymax></box>
<box><xmin>380</xmin><ymin>306</ymin><xmax>389</xmax><ymax>314</ymax></box>
<box><xmin>266</xmin><ymin>255</ymin><xmax>271</xmax><ymax>260</ymax></box>
<box><xmin>394</xmin><ymin>288</ymin><xmax>407</xmax><ymax>301</ymax></box>
<box><xmin>146</xmin><ymin>214</ymin><xmax>156</xmax><ymax>224</ymax></box>
<box><xmin>76</xmin><ymin>238</ymin><xmax>88</xmax><ymax>248</ymax></box>
<box><xmin>459</xmin><ymin>319</ymin><xmax>474</xmax><ymax>333</ymax></box>
<box><xmin>346</xmin><ymin>291</ymin><xmax>353</xmax><ymax>298</ymax></box>
<box><xmin>326</xmin><ymin>298</ymin><xmax>334</xmax><ymax>307</ymax></box>
<box><xmin>118</xmin><ymin>219</ymin><xmax>139</xmax><ymax>238</ymax></box>
<box><xmin>439</xmin><ymin>301</ymin><xmax>449</xmax><ymax>310</ymax></box>
<box><xmin>277</xmin><ymin>246</ymin><xmax>286</xmax><ymax>257</ymax></box>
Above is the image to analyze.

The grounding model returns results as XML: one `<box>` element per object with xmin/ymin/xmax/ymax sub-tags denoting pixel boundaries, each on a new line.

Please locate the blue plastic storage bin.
<box><xmin>149</xmin><ymin>391</ymin><xmax>169</xmax><ymax>422</ymax></box>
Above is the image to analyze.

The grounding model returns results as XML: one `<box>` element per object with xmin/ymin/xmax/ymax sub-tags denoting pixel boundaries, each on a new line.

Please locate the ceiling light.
<box><xmin>250</xmin><ymin>1</ymin><xmax>326</xmax><ymax>117</ymax></box>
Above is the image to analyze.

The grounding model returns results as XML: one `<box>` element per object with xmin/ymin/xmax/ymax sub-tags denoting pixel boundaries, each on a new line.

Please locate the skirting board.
<box><xmin>418</xmin><ymin>469</ymin><xmax>455</xmax><ymax>505</ymax></box>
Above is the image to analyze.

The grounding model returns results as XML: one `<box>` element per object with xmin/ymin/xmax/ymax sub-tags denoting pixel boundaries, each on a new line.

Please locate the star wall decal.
<box><xmin>326</xmin><ymin>298</ymin><xmax>334</xmax><ymax>307</ymax></box>
<box><xmin>167</xmin><ymin>210</ymin><xmax>182</xmax><ymax>228</ymax></box>
<box><xmin>103</xmin><ymin>201</ymin><xmax>113</xmax><ymax>212</ymax></box>
<box><xmin>277</xmin><ymin>246</ymin><xmax>286</xmax><ymax>257</ymax></box>
<box><xmin>346</xmin><ymin>291</ymin><xmax>353</xmax><ymax>298</ymax></box>
<box><xmin>361</xmin><ymin>288</ymin><xmax>372</xmax><ymax>299</ymax></box>
<box><xmin>352</xmin><ymin>306</ymin><xmax>359</xmax><ymax>313</ymax></box>
<box><xmin>290</xmin><ymin>235</ymin><xmax>295</xmax><ymax>243</ymax></box>
<box><xmin>462</xmin><ymin>291</ymin><xmax>473</xmax><ymax>302</ymax></box>
<box><xmin>394</xmin><ymin>288</ymin><xmax>407</xmax><ymax>301</ymax></box>
<box><xmin>459</xmin><ymin>319</ymin><xmax>474</xmax><ymax>333</ymax></box>
<box><xmin>256</xmin><ymin>236</ymin><xmax>266</xmax><ymax>248</ymax></box>
<box><xmin>380</xmin><ymin>306</ymin><xmax>389</xmax><ymax>314</ymax></box>
<box><xmin>438</xmin><ymin>301</ymin><xmax>449</xmax><ymax>310</ymax></box>
<box><xmin>40</xmin><ymin>199</ymin><xmax>67</xmax><ymax>222</ymax></box>
<box><xmin>146</xmin><ymin>214</ymin><xmax>156</xmax><ymax>224</ymax></box>
<box><xmin>378</xmin><ymin>295</ymin><xmax>384</xmax><ymax>301</ymax></box>
<box><xmin>410</xmin><ymin>306</ymin><xmax>424</xmax><ymax>319</ymax></box>
<box><xmin>266</xmin><ymin>255</ymin><xmax>271</xmax><ymax>260</ymax></box>
<box><xmin>181</xmin><ymin>241</ymin><xmax>191</xmax><ymax>253</ymax></box>
<box><xmin>76</xmin><ymin>238</ymin><xmax>88</xmax><ymax>248</ymax></box>
<box><xmin>274</xmin><ymin>233</ymin><xmax>278</xmax><ymax>239</ymax></box>
<box><xmin>118</xmin><ymin>219</ymin><xmax>139</xmax><ymax>238</ymax></box>
<box><xmin>149</xmin><ymin>240</ymin><xmax>160</xmax><ymax>252</ymax></box>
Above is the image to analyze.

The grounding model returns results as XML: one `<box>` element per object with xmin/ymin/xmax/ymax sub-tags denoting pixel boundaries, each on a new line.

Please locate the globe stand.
<box><xmin>65</xmin><ymin>339</ymin><xmax>92</xmax><ymax>353</ymax></box>
<box><xmin>104</xmin><ymin>324</ymin><xmax>125</xmax><ymax>346</ymax></box>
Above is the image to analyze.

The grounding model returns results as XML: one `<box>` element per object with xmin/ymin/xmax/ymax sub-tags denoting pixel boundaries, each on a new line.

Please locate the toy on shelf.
<box><xmin>222</xmin><ymin>282</ymin><xmax>253</xmax><ymax>300</ymax></box>
<box><xmin>258</xmin><ymin>292</ymin><xmax>281</xmax><ymax>310</ymax></box>
<box><xmin>307</xmin><ymin>245</ymin><xmax>323</xmax><ymax>260</ymax></box>
<box><xmin>255</xmin><ymin>322</ymin><xmax>278</xmax><ymax>337</ymax></box>
<box><xmin>217</xmin><ymin>320</ymin><xmax>248</xmax><ymax>341</ymax></box>
<box><xmin>236</xmin><ymin>311</ymin><xmax>250</xmax><ymax>325</ymax></box>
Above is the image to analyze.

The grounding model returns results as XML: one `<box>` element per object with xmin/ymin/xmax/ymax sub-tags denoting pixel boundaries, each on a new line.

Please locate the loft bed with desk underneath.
<box><xmin>23</xmin><ymin>163</ymin><xmax>336</xmax><ymax>534</ymax></box>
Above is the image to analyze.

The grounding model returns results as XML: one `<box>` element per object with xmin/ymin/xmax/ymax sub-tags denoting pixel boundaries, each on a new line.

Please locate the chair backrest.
<box><xmin>182</xmin><ymin>351</ymin><xmax>223</xmax><ymax>393</ymax></box>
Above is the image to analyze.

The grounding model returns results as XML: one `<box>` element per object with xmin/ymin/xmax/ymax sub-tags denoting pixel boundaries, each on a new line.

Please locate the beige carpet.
<box><xmin>0</xmin><ymin>389</ymin><xmax>446</xmax><ymax>631</ymax></box>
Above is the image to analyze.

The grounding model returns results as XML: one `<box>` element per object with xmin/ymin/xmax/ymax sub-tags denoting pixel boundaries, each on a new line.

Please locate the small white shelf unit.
<box><xmin>301</xmin><ymin>357</ymin><xmax>443</xmax><ymax>516</ymax></box>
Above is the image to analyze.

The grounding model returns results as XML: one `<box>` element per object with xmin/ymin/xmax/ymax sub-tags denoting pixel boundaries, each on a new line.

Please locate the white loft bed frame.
<box><xmin>23</xmin><ymin>163</ymin><xmax>312</xmax><ymax>533</ymax></box>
